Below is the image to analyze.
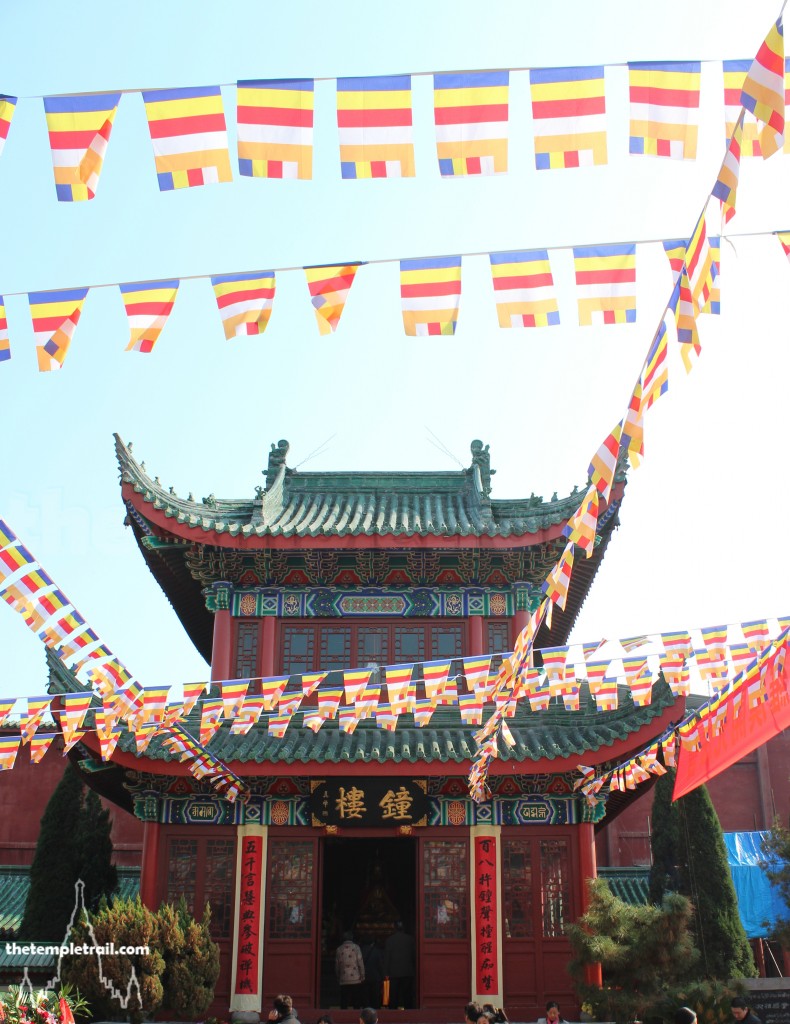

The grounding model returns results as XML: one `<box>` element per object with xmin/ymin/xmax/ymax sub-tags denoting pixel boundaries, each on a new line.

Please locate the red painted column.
<box><xmin>261</xmin><ymin>616</ymin><xmax>276</xmax><ymax>677</ymax></box>
<box><xmin>139</xmin><ymin>821</ymin><xmax>161</xmax><ymax>910</ymax></box>
<box><xmin>210</xmin><ymin>582</ymin><xmax>233</xmax><ymax>682</ymax></box>
<box><xmin>468</xmin><ymin>615</ymin><xmax>484</xmax><ymax>655</ymax></box>
<box><xmin>578</xmin><ymin>822</ymin><xmax>603</xmax><ymax>986</ymax></box>
<box><xmin>511</xmin><ymin>583</ymin><xmax>532</xmax><ymax>648</ymax></box>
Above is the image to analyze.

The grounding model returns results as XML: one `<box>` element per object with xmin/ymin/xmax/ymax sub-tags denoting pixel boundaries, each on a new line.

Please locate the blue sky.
<box><xmin>1</xmin><ymin>0</ymin><xmax>789</xmax><ymax>700</ymax></box>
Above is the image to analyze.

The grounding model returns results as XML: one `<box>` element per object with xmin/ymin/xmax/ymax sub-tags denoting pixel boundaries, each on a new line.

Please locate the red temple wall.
<box><xmin>596</xmin><ymin>731</ymin><xmax>790</xmax><ymax>868</ymax></box>
<box><xmin>0</xmin><ymin>738</ymin><xmax>143</xmax><ymax>868</ymax></box>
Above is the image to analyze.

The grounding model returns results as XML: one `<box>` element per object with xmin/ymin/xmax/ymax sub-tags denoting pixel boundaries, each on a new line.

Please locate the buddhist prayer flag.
<box><xmin>624</xmin><ymin>656</ymin><xmax>652</xmax><ymax>706</ymax></box>
<box><xmin>586</xmin><ymin>659</ymin><xmax>618</xmax><ymax>712</ymax></box>
<box><xmin>621</xmin><ymin>382</ymin><xmax>644</xmax><ymax>469</ymax></box>
<box><xmin>463</xmin><ymin>655</ymin><xmax>493</xmax><ymax>695</ymax></box>
<box><xmin>385</xmin><ymin>664</ymin><xmax>416</xmax><ymax>715</ymax></box>
<box><xmin>199</xmin><ymin>697</ymin><xmax>224</xmax><ymax>745</ymax></box>
<box><xmin>182</xmin><ymin>681</ymin><xmax>207</xmax><ymax>716</ymax></box>
<box><xmin>778</xmin><ymin>232</ymin><xmax>790</xmax><ymax>262</ymax></box>
<box><xmin>400</xmin><ymin>256</ymin><xmax>462</xmax><ymax>336</ymax></box>
<box><xmin>43</xmin><ymin>93</ymin><xmax>121</xmax><ymax>201</ymax></box>
<box><xmin>529</xmin><ymin>65</ymin><xmax>607</xmax><ymax>169</ymax></box>
<box><xmin>723</xmin><ymin>61</ymin><xmax>764</xmax><ymax>157</ymax></box>
<box><xmin>685</xmin><ymin>214</ymin><xmax>717</xmax><ymax>313</ymax></box>
<box><xmin>211</xmin><ymin>271</ymin><xmax>275</xmax><ymax>339</ymax></box>
<box><xmin>563</xmin><ymin>484</ymin><xmax>599</xmax><ymax>557</ymax></box>
<box><xmin>300</xmin><ymin>671</ymin><xmax>327</xmax><ymax>698</ymax></box>
<box><xmin>662</xmin><ymin>731</ymin><xmax>678</xmax><ymax>768</ymax></box>
<box><xmin>422</xmin><ymin>659</ymin><xmax>453</xmax><ymax>702</ymax></box>
<box><xmin>0</xmin><ymin>295</ymin><xmax>9</xmax><ymax>363</ymax></box>
<box><xmin>20</xmin><ymin>696</ymin><xmax>52</xmax><ymax>744</ymax></box>
<box><xmin>220</xmin><ymin>679</ymin><xmax>249</xmax><ymax>719</ymax></box>
<box><xmin>640</xmin><ymin>319</ymin><xmax>669</xmax><ymax>412</ymax></box>
<box><xmin>230</xmin><ymin>695</ymin><xmax>266</xmax><ymax>735</ymax></box>
<box><xmin>489</xmin><ymin>250</ymin><xmax>559</xmax><ymax>328</ymax></box>
<box><xmin>667</xmin><ymin>273</ymin><xmax>700</xmax><ymax>374</ymax></box>
<box><xmin>343</xmin><ymin>668</ymin><xmax>373</xmax><ymax>705</ymax></box>
<box><xmin>0</xmin><ymin>736</ymin><xmax>20</xmax><ymax>771</ymax></box>
<box><xmin>336</xmin><ymin>75</ymin><xmax>415</xmax><ymax>178</ymax></box>
<box><xmin>237</xmin><ymin>78</ymin><xmax>314</xmax><ymax>179</ymax></box>
<box><xmin>304</xmin><ymin>264</ymin><xmax>360</xmax><ymax>334</ymax></box>
<box><xmin>640</xmin><ymin>744</ymin><xmax>666</xmax><ymax>776</ymax></box>
<box><xmin>0</xmin><ymin>96</ymin><xmax>16</xmax><ymax>158</ymax></box>
<box><xmin>142</xmin><ymin>86</ymin><xmax>232</xmax><ymax>190</ymax></box>
<box><xmin>712</xmin><ymin>112</ymin><xmax>744</xmax><ymax>224</ymax></box>
<box><xmin>28</xmin><ymin>288</ymin><xmax>89</xmax><ymax>372</ymax></box>
<box><xmin>433</xmin><ymin>71</ymin><xmax>509</xmax><ymax>176</ymax></box>
<box><xmin>628</xmin><ymin>61</ymin><xmax>701</xmax><ymax>159</ymax></box>
<box><xmin>573</xmin><ymin>244</ymin><xmax>636</xmax><ymax>325</ymax></box>
<box><xmin>742</xmin><ymin>619</ymin><xmax>770</xmax><ymax>649</ymax></box>
<box><xmin>120</xmin><ymin>279</ymin><xmax>179</xmax><ymax>353</ymax></box>
<box><xmin>0</xmin><ymin>699</ymin><xmax>16</xmax><ymax>727</ymax></box>
<box><xmin>588</xmin><ymin>421</ymin><xmax>623</xmax><ymax>505</ymax></box>
<box><xmin>260</xmin><ymin>674</ymin><xmax>289</xmax><ymax>711</ymax></box>
<box><xmin>542</xmin><ymin>542</ymin><xmax>575</xmax><ymax>611</ymax></box>
<box><xmin>29</xmin><ymin>733</ymin><xmax>57</xmax><ymax>765</ymax></box>
<box><xmin>740</xmin><ymin>16</ymin><xmax>785</xmax><ymax>158</ymax></box>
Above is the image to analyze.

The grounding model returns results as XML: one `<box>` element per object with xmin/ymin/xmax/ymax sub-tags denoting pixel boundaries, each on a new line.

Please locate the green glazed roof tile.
<box><xmin>116</xmin><ymin>434</ymin><xmax>613</xmax><ymax>541</ymax></box>
<box><xmin>109</xmin><ymin>680</ymin><xmax>677</xmax><ymax>768</ymax></box>
<box><xmin>598</xmin><ymin>867</ymin><xmax>651</xmax><ymax>905</ymax></box>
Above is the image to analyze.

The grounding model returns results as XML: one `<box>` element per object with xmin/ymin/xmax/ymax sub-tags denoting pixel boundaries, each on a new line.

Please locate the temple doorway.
<box><xmin>319</xmin><ymin>837</ymin><xmax>417</xmax><ymax>1009</ymax></box>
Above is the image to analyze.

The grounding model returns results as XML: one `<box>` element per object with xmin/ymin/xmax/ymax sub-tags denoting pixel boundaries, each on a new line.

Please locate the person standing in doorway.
<box><xmin>336</xmin><ymin>930</ymin><xmax>365</xmax><ymax>1009</ymax></box>
<box><xmin>384</xmin><ymin>920</ymin><xmax>415</xmax><ymax>1009</ymax></box>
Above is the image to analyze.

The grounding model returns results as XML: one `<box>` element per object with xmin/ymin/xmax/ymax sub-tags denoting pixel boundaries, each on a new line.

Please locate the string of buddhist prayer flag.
<box><xmin>432</xmin><ymin>71</ymin><xmax>509</xmax><ymax>177</ymax></box>
<box><xmin>488</xmin><ymin>250</ymin><xmax>559</xmax><ymax>328</ymax></box>
<box><xmin>141</xmin><ymin>86</ymin><xmax>232</xmax><ymax>191</ymax></box>
<box><xmin>0</xmin><ymin>296</ymin><xmax>8</xmax><ymax>363</ymax></box>
<box><xmin>529</xmin><ymin>65</ymin><xmax>607</xmax><ymax>170</ymax></box>
<box><xmin>304</xmin><ymin>264</ymin><xmax>361</xmax><ymax>334</ymax></box>
<box><xmin>400</xmin><ymin>256</ymin><xmax>462</xmax><ymax>336</ymax></box>
<box><xmin>119</xmin><ymin>279</ymin><xmax>179</xmax><ymax>353</ymax></box>
<box><xmin>573</xmin><ymin>243</ymin><xmax>637</xmax><ymax>325</ymax></box>
<box><xmin>0</xmin><ymin>95</ymin><xmax>16</xmax><ymax>158</ymax></box>
<box><xmin>336</xmin><ymin>75</ymin><xmax>415</xmax><ymax>179</ymax></box>
<box><xmin>43</xmin><ymin>93</ymin><xmax>121</xmax><ymax>201</ymax></box>
<box><xmin>237</xmin><ymin>78</ymin><xmax>314</xmax><ymax>180</ymax></box>
<box><xmin>28</xmin><ymin>287</ymin><xmax>89</xmax><ymax>371</ymax></box>
<box><xmin>723</xmin><ymin>61</ymin><xmax>765</xmax><ymax>157</ymax></box>
<box><xmin>739</xmin><ymin>15</ymin><xmax>786</xmax><ymax>158</ymax></box>
<box><xmin>211</xmin><ymin>271</ymin><xmax>276</xmax><ymax>339</ymax></box>
<box><xmin>628</xmin><ymin>62</ymin><xmax>701</xmax><ymax>160</ymax></box>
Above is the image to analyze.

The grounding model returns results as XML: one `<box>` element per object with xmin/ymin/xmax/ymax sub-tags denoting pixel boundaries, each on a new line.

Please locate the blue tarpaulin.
<box><xmin>724</xmin><ymin>831</ymin><xmax>787</xmax><ymax>939</ymax></box>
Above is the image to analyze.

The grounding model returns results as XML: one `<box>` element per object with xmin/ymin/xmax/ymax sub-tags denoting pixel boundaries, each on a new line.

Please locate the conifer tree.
<box><xmin>649</xmin><ymin>768</ymin><xmax>756</xmax><ymax>978</ymax></box>
<box><xmin>20</xmin><ymin>760</ymin><xmax>84</xmax><ymax>939</ymax></box>
<box><xmin>78</xmin><ymin>788</ymin><xmax>118</xmax><ymax>912</ymax></box>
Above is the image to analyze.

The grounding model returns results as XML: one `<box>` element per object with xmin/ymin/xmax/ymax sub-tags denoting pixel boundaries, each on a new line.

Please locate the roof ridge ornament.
<box><xmin>265</xmin><ymin>439</ymin><xmax>290</xmax><ymax>490</ymax></box>
<box><xmin>469</xmin><ymin>439</ymin><xmax>495</xmax><ymax>499</ymax></box>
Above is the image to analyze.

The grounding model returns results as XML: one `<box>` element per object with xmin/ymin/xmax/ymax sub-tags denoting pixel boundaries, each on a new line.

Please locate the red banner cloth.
<box><xmin>234</xmin><ymin>834</ymin><xmax>263</xmax><ymax>996</ymax></box>
<box><xmin>673</xmin><ymin>642</ymin><xmax>790</xmax><ymax>800</ymax></box>
<box><xmin>473</xmin><ymin>835</ymin><xmax>500</xmax><ymax>997</ymax></box>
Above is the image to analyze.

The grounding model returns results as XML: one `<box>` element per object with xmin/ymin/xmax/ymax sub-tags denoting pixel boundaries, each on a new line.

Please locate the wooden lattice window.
<box><xmin>166</xmin><ymin>838</ymin><xmax>198</xmax><ymax>915</ymax></box>
<box><xmin>395</xmin><ymin>626</ymin><xmax>425</xmax><ymax>663</ymax></box>
<box><xmin>502</xmin><ymin>838</ymin><xmax>533</xmax><ymax>938</ymax></box>
<box><xmin>487</xmin><ymin>621</ymin><xmax>511</xmax><ymax>655</ymax></box>
<box><xmin>432</xmin><ymin>625</ymin><xmax>463</xmax><ymax>659</ymax></box>
<box><xmin>267</xmin><ymin>840</ymin><xmax>313</xmax><ymax>939</ymax></box>
<box><xmin>235</xmin><ymin>621</ymin><xmax>260</xmax><ymax>677</ymax></box>
<box><xmin>540</xmin><ymin>839</ymin><xmax>570</xmax><ymax>938</ymax></box>
<box><xmin>320</xmin><ymin>627</ymin><xmax>351</xmax><ymax>669</ymax></box>
<box><xmin>282</xmin><ymin>627</ymin><xmax>314</xmax><ymax>675</ymax></box>
<box><xmin>357</xmin><ymin>626</ymin><xmax>389</xmax><ymax>666</ymax></box>
<box><xmin>205</xmin><ymin>839</ymin><xmax>236</xmax><ymax>938</ymax></box>
<box><xmin>423</xmin><ymin>840</ymin><xmax>468</xmax><ymax>939</ymax></box>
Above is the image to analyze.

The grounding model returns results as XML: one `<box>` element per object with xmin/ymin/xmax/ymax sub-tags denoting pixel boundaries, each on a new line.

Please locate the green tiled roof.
<box><xmin>0</xmin><ymin>865</ymin><xmax>139</xmax><ymax>938</ymax></box>
<box><xmin>598</xmin><ymin>867</ymin><xmax>651</xmax><ymax>905</ymax></box>
<box><xmin>112</xmin><ymin>680</ymin><xmax>678</xmax><ymax>768</ymax></box>
<box><xmin>117</xmin><ymin>434</ymin><xmax>616</xmax><ymax>541</ymax></box>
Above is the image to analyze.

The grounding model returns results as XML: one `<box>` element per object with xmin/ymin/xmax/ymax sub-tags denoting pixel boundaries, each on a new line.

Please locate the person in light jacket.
<box><xmin>336</xmin><ymin>931</ymin><xmax>365</xmax><ymax>1009</ymax></box>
